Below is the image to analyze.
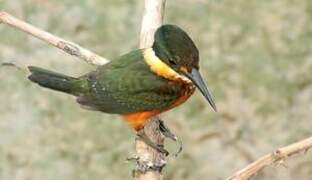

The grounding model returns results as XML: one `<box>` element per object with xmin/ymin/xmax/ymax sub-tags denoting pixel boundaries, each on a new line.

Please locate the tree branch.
<box><xmin>134</xmin><ymin>1</ymin><xmax>167</xmax><ymax>180</ymax></box>
<box><xmin>139</xmin><ymin>0</ymin><xmax>166</xmax><ymax>49</ymax></box>
<box><xmin>227</xmin><ymin>136</ymin><xmax>312</xmax><ymax>180</ymax></box>
<box><xmin>0</xmin><ymin>11</ymin><xmax>109</xmax><ymax>65</ymax></box>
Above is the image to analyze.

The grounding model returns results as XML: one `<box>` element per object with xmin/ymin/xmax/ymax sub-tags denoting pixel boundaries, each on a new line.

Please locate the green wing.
<box><xmin>77</xmin><ymin>49</ymin><xmax>183</xmax><ymax>114</ymax></box>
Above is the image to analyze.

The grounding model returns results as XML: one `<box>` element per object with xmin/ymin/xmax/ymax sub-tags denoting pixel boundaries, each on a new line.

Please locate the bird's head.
<box><xmin>152</xmin><ymin>24</ymin><xmax>217</xmax><ymax>111</ymax></box>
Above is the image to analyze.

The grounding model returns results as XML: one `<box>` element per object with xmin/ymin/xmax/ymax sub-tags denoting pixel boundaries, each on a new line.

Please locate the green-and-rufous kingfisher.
<box><xmin>28</xmin><ymin>24</ymin><xmax>217</xmax><ymax>152</ymax></box>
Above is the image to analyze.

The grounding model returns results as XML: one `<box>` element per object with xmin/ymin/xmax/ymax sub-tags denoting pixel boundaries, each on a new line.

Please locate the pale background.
<box><xmin>0</xmin><ymin>0</ymin><xmax>311</xmax><ymax>180</ymax></box>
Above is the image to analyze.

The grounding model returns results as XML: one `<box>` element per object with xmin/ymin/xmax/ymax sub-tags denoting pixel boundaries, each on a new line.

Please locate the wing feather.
<box><xmin>77</xmin><ymin>49</ymin><xmax>183</xmax><ymax>114</ymax></box>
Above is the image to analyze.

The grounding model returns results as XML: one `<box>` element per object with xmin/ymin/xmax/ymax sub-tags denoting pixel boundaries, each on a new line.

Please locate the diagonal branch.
<box><xmin>227</xmin><ymin>136</ymin><xmax>312</xmax><ymax>180</ymax></box>
<box><xmin>0</xmin><ymin>11</ymin><xmax>109</xmax><ymax>65</ymax></box>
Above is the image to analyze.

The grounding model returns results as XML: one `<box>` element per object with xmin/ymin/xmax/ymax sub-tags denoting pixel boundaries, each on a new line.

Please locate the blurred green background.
<box><xmin>1</xmin><ymin>0</ymin><xmax>312</xmax><ymax>179</ymax></box>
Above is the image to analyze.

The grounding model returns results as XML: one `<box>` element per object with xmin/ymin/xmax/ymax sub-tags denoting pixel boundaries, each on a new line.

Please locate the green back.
<box><xmin>78</xmin><ymin>49</ymin><xmax>184</xmax><ymax>114</ymax></box>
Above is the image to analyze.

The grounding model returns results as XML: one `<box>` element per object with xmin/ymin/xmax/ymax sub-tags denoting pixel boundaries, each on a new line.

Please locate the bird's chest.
<box><xmin>167</xmin><ymin>80</ymin><xmax>195</xmax><ymax>110</ymax></box>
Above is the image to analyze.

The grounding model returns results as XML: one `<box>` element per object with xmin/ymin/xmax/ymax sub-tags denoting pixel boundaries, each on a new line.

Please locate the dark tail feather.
<box><xmin>28</xmin><ymin>66</ymin><xmax>81</xmax><ymax>96</ymax></box>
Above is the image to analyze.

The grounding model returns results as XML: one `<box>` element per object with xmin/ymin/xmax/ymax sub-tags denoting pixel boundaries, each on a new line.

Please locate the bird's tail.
<box><xmin>28</xmin><ymin>66</ymin><xmax>87</xmax><ymax>96</ymax></box>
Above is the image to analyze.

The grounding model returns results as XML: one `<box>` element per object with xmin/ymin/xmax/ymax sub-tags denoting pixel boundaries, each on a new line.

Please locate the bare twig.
<box><xmin>227</xmin><ymin>136</ymin><xmax>312</xmax><ymax>180</ymax></box>
<box><xmin>0</xmin><ymin>61</ymin><xmax>25</xmax><ymax>72</ymax></box>
<box><xmin>139</xmin><ymin>0</ymin><xmax>166</xmax><ymax>48</ymax></box>
<box><xmin>0</xmin><ymin>11</ymin><xmax>109</xmax><ymax>65</ymax></box>
<box><xmin>134</xmin><ymin>1</ymin><xmax>166</xmax><ymax>180</ymax></box>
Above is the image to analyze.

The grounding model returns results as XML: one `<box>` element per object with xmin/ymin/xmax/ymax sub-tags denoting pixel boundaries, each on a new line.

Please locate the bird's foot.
<box><xmin>158</xmin><ymin>119</ymin><xmax>183</xmax><ymax>157</ymax></box>
<box><xmin>136</xmin><ymin>118</ymin><xmax>183</xmax><ymax>157</ymax></box>
<box><xmin>136</xmin><ymin>128</ymin><xmax>169</xmax><ymax>156</ymax></box>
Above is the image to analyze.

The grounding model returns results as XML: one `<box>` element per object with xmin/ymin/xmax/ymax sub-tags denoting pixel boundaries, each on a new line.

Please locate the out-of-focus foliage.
<box><xmin>0</xmin><ymin>0</ymin><xmax>311</xmax><ymax>179</ymax></box>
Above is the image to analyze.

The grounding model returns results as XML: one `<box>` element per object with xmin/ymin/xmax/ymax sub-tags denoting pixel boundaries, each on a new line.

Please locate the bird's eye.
<box><xmin>168</xmin><ymin>59</ymin><xmax>176</xmax><ymax>65</ymax></box>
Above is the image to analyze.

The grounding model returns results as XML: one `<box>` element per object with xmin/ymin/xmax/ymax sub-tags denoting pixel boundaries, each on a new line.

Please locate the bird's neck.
<box><xmin>143</xmin><ymin>48</ymin><xmax>191</xmax><ymax>84</ymax></box>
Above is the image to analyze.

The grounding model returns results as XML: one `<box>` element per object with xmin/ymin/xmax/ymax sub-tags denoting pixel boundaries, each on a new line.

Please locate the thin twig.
<box><xmin>0</xmin><ymin>61</ymin><xmax>25</xmax><ymax>72</ymax></box>
<box><xmin>227</xmin><ymin>136</ymin><xmax>312</xmax><ymax>180</ymax></box>
<box><xmin>139</xmin><ymin>0</ymin><xmax>166</xmax><ymax>48</ymax></box>
<box><xmin>0</xmin><ymin>11</ymin><xmax>109</xmax><ymax>65</ymax></box>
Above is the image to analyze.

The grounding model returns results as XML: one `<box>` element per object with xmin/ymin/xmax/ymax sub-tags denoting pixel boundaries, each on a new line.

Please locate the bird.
<box><xmin>28</xmin><ymin>24</ymin><xmax>217</xmax><ymax>153</ymax></box>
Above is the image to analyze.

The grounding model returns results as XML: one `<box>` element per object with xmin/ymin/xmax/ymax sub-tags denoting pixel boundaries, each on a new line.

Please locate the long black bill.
<box><xmin>185</xmin><ymin>68</ymin><xmax>217</xmax><ymax>112</ymax></box>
